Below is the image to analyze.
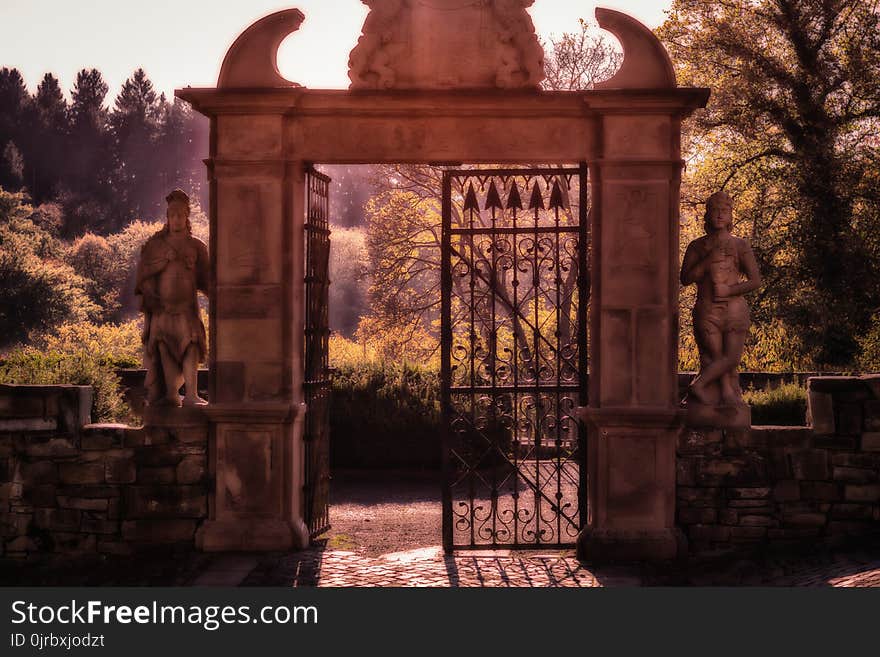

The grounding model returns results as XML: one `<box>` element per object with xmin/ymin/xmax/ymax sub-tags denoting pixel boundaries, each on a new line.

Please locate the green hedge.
<box><xmin>743</xmin><ymin>382</ymin><xmax>807</xmax><ymax>426</ymax></box>
<box><xmin>330</xmin><ymin>361</ymin><xmax>442</xmax><ymax>469</ymax></box>
<box><xmin>0</xmin><ymin>348</ymin><xmax>130</xmax><ymax>422</ymax></box>
<box><xmin>328</xmin><ymin>364</ymin><xmax>811</xmax><ymax>469</ymax></box>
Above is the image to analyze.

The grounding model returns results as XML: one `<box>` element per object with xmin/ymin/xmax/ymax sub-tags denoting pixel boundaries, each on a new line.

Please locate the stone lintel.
<box><xmin>176</xmin><ymin>88</ymin><xmax>710</xmax><ymax>119</ymax></box>
<box><xmin>588</xmin><ymin>159</ymin><xmax>685</xmax><ymax>167</ymax></box>
<box><xmin>210</xmin><ymin>159</ymin><xmax>292</xmax><ymax>180</ymax></box>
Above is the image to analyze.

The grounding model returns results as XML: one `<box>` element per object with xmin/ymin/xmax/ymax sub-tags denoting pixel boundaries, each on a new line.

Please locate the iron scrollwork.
<box><xmin>441</xmin><ymin>167</ymin><xmax>589</xmax><ymax>550</ymax></box>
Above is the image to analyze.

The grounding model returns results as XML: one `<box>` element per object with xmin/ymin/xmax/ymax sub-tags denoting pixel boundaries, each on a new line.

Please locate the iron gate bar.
<box><xmin>440</xmin><ymin>171</ymin><xmax>453</xmax><ymax>552</ymax></box>
<box><xmin>303</xmin><ymin>166</ymin><xmax>332</xmax><ymax>540</ymax></box>
<box><xmin>441</xmin><ymin>165</ymin><xmax>589</xmax><ymax>551</ymax></box>
<box><xmin>577</xmin><ymin>162</ymin><xmax>589</xmax><ymax>529</ymax></box>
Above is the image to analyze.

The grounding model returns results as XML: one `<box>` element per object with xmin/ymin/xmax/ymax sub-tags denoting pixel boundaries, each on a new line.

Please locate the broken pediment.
<box><xmin>348</xmin><ymin>0</ymin><xmax>545</xmax><ymax>90</ymax></box>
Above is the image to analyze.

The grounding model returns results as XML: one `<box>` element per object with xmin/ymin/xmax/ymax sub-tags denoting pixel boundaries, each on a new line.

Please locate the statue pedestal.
<box><xmin>143</xmin><ymin>403</ymin><xmax>207</xmax><ymax>427</ymax></box>
<box><xmin>684</xmin><ymin>398</ymin><xmax>751</xmax><ymax>429</ymax></box>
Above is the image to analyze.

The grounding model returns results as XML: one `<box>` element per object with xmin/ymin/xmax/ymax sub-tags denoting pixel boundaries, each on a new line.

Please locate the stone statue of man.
<box><xmin>135</xmin><ymin>189</ymin><xmax>209</xmax><ymax>407</ymax></box>
<box><xmin>680</xmin><ymin>191</ymin><xmax>761</xmax><ymax>424</ymax></box>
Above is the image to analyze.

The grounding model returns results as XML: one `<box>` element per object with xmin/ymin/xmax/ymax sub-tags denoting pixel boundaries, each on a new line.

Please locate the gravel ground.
<box><xmin>323</xmin><ymin>469</ymin><xmax>444</xmax><ymax>557</ymax></box>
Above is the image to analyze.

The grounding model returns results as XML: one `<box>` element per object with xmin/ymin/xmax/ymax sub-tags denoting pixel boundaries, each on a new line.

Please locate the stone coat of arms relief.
<box><xmin>348</xmin><ymin>0</ymin><xmax>545</xmax><ymax>89</ymax></box>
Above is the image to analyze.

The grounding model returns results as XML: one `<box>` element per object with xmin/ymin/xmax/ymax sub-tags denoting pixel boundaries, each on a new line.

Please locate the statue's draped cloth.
<box><xmin>135</xmin><ymin>229</ymin><xmax>209</xmax><ymax>399</ymax></box>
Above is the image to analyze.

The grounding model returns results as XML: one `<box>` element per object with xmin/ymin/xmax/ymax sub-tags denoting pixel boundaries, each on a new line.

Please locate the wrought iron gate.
<box><xmin>441</xmin><ymin>166</ymin><xmax>589</xmax><ymax>550</ymax></box>
<box><xmin>303</xmin><ymin>167</ymin><xmax>331</xmax><ymax>539</ymax></box>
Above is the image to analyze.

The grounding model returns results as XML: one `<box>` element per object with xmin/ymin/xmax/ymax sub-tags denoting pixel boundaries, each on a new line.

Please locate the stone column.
<box><xmin>577</xmin><ymin>108</ymin><xmax>688</xmax><ymax>562</ymax></box>
<box><xmin>571</xmin><ymin>8</ymin><xmax>709</xmax><ymax>563</ymax></box>
<box><xmin>195</xmin><ymin>113</ymin><xmax>309</xmax><ymax>551</ymax></box>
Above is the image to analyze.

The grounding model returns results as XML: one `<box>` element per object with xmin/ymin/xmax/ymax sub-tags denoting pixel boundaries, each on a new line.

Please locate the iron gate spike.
<box><xmin>549</xmin><ymin>180</ymin><xmax>566</xmax><ymax>209</ymax></box>
<box><xmin>506</xmin><ymin>182</ymin><xmax>523</xmax><ymax>210</ymax></box>
<box><xmin>528</xmin><ymin>181</ymin><xmax>545</xmax><ymax>210</ymax></box>
<box><xmin>484</xmin><ymin>180</ymin><xmax>503</xmax><ymax>210</ymax></box>
<box><xmin>463</xmin><ymin>182</ymin><xmax>480</xmax><ymax>212</ymax></box>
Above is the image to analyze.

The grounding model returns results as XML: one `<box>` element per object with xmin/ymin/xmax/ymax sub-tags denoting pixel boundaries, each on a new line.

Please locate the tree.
<box><xmin>106</xmin><ymin>218</ymin><xmax>165</xmax><ymax>318</ymax></box>
<box><xmin>328</xmin><ymin>225</ymin><xmax>369</xmax><ymax>337</ymax></box>
<box><xmin>63</xmin><ymin>69</ymin><xmax>113</xmax><ymax>236</ymax></box>
<box><xmin>360</xmin><ymin>169</ymin><xmax>443</xmax><ymax>359</ymax></box>
<box><xmin>156</xmin><ymin>97</ymin><xmax>209</xmax><ymax>207</ymax></box>
<box><xmin>325</xmin><ymin>165</ymin><xmax>377</xmax><ymax>228</ymax></box>
<box><xmin>110</xmin><ymin>68</ymin><xmax>163</xmax><ymax>223</ymax></box>
<box><xmin>1</xmin><ymin>142</ymin><xmax>23</xmax><ymax>187</ymax></box>
<box><xmin>32</xmin><ymin>73</ymin><xmax>69</xmax><ymax>203</ymax></box>
<box><xmin>0</xmin><ymin>188</ymin><xmax>97</xmax><ymax>349</ymax></box>
<box><xmin>0</xmin><ymin>68</ymin><xmax>30</xmax><ymax>191</ymax></box>
<box><xmin>658</xmin><ymin>0</ymin><xmax>880</xmax><ymax>367</ymax></box>
<box><xmin>542</xmin><ymin>19</ymin><xmax>622</xmax><ymax>90</ymax></box>
<box><xmin>67</xmin><ymin>232</ymin><xmax>119</xmax><ymax>320</ymax></box>
<box><xmin>0</xmin><ymin>65</ymin><xmax>208</xmax><ymax>237</ymax></box>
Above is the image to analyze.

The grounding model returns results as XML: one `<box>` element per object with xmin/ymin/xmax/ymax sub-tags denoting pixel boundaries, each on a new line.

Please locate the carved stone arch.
<box><xmin>218</xmin><ymin>9</ymin><xmax>305</xmax><ymax>88</ymax></box>
<box><xmin>594</xmin><ymin>7</ymin><xmax>676</xmax><ymax>89</ymax></box>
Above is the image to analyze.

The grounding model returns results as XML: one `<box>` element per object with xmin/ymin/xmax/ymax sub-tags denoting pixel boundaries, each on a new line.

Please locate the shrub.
<box><xmin>857</xmin><ymin>313</ymin><xmax>880</xmax><ymax>373</ymax></box>
<box><xmin>330</xmin><ymin>360</ymin><xmax>442</xmax><ymax>469</ymax></box>
<box><xmin>743</xmin><ymin>382</ymin><xmax>807</xmax><ymax>426</ymax></box>
<box><xmin>35</xmin><ymin>320</ymin><xmax>143</xmax><ymax>368</ymax></box>
<box><xmin>352</xmin><ymin>316</ymin><xmax>441</xmax><ymax>368</ymax></box>
<box><xmin>0</xmin><ymin>191</ymin><xmax>98</xmax><ymax>346</ymax></box>
<box><xmin>0</xmin><ymin>244</ymin><xmax>98</xmax><ymax>348</ymax></box>
<box><xmin>67</xmin><ymin>232</ymin><xmax>120</xmax><ymax>318</ymax></box>
<box><xmin>680</xmin><ymin>316</ymin><xmax>812</xmax><ymax>373</ymax></box>
<box><xmin>0</xmin><ymin>348</ymin><xmax>130</xmax><ymax>422</ymax></box>
<box><xmin>106</xmin><ymin>219</ymin><xmax>162</xmax><ymax>318</ymax></box>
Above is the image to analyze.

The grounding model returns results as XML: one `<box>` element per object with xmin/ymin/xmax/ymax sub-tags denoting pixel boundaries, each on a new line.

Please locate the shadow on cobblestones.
<box><xmin>238</xmin><ymin>471</ymin><xmax>880</xmax><ymax>587</ymax></box>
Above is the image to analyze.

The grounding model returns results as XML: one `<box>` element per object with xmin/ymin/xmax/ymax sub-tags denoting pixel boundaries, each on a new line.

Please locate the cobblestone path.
<box><xmin>232</xmin><ymin>473</ymin><xmax>880</xmax><ymax>587</ymax></box>
<box><xmin>236</xmin><ymin>544</ymin><xmax>880</xmax><ymax>587</ymax></box>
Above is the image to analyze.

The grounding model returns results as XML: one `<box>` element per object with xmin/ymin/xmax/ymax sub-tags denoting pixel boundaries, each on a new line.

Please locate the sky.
<box><xmin>0</xmin><ymin>0</ymin><xmax>672</xmax><ymax>100</ymax></box>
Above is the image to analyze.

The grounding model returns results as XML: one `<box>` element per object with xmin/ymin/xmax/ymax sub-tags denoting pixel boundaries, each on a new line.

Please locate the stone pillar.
<box><xmin>577</xmin><ymin>108</ymin><xmax>688</xmax><ymax>562</ymax></box>
<box><xmin>195</xmin><ymin>113</ymin><xmax>309</xmax><ymax>551</ymax></box>
<box><xmin>571</xmin><ymin>8</ymin><xmax>709</xmax><ymax>563</ymax></box>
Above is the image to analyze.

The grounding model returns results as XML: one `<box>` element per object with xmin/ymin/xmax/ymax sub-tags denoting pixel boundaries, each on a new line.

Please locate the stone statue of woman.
<box><xmin>680</xmin><ymin>191</ymin><xmax>761</xmax><ymax>427</ymax></box>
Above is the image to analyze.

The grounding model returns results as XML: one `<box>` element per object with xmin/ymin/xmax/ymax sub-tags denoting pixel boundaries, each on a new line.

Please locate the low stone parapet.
<box><xmin>677</xmin><ymin>375</ymin><xmax>880</xmax><ymax>556</ymax></box>
<box><xmin>0</xmin><ymin>385</ymin><xmax>207</xmax><ymax>561</ymax></box>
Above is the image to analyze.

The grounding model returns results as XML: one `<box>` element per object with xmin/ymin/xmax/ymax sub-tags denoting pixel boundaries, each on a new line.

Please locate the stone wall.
<box><xmin>677</xmin><ymin>376</ymin><xmax>880</xmax><ymax>556</ymax></box>
<box><xmin>0</xmin><ymin>384</ymin><xmax>207</xmax><ymax>560</ymax></box>
<box><xmin>5</xmin><ymin>375</ymin><xmax>879</xmax><ymax>561</ymax></box>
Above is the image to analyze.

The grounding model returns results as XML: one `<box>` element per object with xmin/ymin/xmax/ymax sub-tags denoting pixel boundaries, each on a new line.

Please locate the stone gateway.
<box><xmin>173</xmin><ymin>3</ymin><xmax>710</xmax><ymax>560</ymax></box>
